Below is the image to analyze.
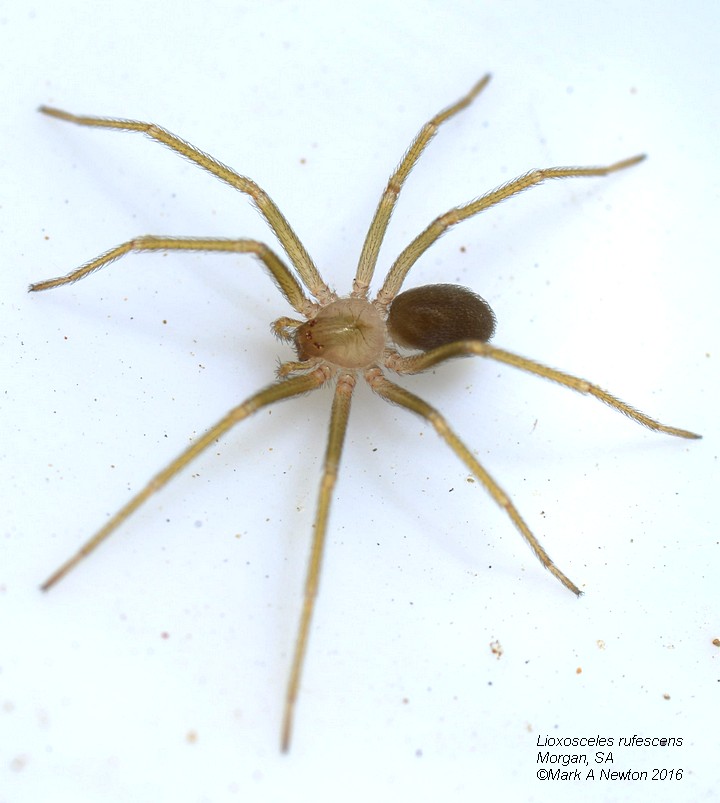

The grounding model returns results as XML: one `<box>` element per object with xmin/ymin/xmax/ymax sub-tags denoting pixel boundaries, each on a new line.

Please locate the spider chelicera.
<box><xmin>31</xmin><ymin>75</ymin><xmax>700</xmax><ymax>750</ymax></box>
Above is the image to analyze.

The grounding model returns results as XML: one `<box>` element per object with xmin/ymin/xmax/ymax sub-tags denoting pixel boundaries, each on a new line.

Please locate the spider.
<box><xmin>31</xmin><ymin>75</ymin><xmax>700</xmax><ymax>751</ymax></box>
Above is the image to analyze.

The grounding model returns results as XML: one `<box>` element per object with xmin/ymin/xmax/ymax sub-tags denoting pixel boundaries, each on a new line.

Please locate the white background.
<box><xmin>1</xmin><ymin>1</ymin><xmax>717</xmax><ymax>802</ymax></box>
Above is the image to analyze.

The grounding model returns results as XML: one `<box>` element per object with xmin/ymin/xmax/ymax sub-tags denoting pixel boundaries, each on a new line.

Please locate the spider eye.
<box><xmin>387</xmin><ymin>283</ymin><xmax>496</xmax><ymax>351</ymax></box>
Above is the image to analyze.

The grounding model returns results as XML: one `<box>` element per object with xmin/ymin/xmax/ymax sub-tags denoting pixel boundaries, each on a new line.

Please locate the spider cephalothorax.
<box><xmin>31</xmin><ymin>75</ymin><xmax>699</xmax><ymax>750</ymax></box>
<box><xmin>292</xmin><ymin>297</ymin><xmax>386</xmax><ymax>367</ymax></box>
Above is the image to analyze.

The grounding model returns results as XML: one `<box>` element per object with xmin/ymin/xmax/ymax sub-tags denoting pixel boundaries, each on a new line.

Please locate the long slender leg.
<box><xmin>377</xmin><ymin>155</ymin><xmax>645</xmax><ymax>306</ymax></box>
<box><xmin>353</xmin><ymin>75</ymin><xmax>491</xmax><ymax>297</ymax></box>
<box><xmin>281</xmin><ymin>373</ymin><xmax>355</xmax><ymax>752</ymax></box>
<box><xmin>366</xmin><ymin>369</ymin><xmax>581</xmax><ymax>596</ymax></box>
<box><xmin>39</xmin><ymin>106</ymin><xmax>333</xmax><ymax>303</ymax></box>
<box><xmin>40</xmin><ymin>368</ymin><xmax>329</xmax><ymax>592</ymax></box>
<box><xmin>386</xmin><ymin>343</ymin><xmax>701</xmax><ymax>440</ymax></box>
<box><xmin>29</xmin><ymin>236</ymin><xmax>314</xmax><ymax>316</ymax></box>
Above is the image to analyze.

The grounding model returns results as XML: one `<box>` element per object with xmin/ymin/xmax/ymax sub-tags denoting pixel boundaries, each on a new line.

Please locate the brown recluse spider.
<box><xmin>30</xmin><ymin>75</ymin><xmax>700</xmax><ymax>751</ymax></box>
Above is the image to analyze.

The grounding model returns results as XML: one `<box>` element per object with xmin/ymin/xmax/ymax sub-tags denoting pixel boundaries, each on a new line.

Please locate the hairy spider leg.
<box><xmin>353</xmin><ymin>74</ymin><xmax>491</xmax><ymax>297</ymax></box>
<box><xmin>281</xmin><ymin>372</ymin><xmax>355</xmax><ymax>751</ymax></box>
<box><xmin>367</xmin><ymin>369</ymin><xmax>582</xmax><ymax>596</ymax></box>
<box><xmin>376</xmin><ymin>155</ymin><xmax>646</xmax><ymax>307</ymax></box>
<box><xmin>40</xmin><ymin>369</ymin><xmax>328</xmax><ymax>592</ymax></box>
<box><xmin>30</xmin><ymin>236</ymin><xmax>314</xmax><ymax>316</ymax></box>
<box><xmin>38</xmin><ymin>105</ymin><xmax>333</xmax><ymax>304</ymax></box>
<box><xmin>387</xmin><ymin>343</ymin><xmax>701</xmax><ymax>440</ymax></box>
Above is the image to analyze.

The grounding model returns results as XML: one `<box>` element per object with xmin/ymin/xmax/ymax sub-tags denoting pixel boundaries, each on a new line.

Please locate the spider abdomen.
<box><xmin>294</xmin><ymin>297</ymin><xmax>386</xmax><ymax>368</ymax></box>
<box><xmin>387</xmin><ymin>283</ymin><xmax>496</xmax><ymax>351</ymax></box>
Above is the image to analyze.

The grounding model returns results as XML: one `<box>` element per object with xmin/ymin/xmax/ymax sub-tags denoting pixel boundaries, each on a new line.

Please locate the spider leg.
<box><xmin>29</xmin><ymin>236</ymin><xmax>314</xmax><ymax>316</ymax></box>
<box><xmin>353</xmin><ymin>74</ymin><xmax>491</xmax><ymax>297</ymax></box>
<box><xmin>40</xmin><ymin>369</ymin><xmax>329</xmax><ymax>592</ymax></box>
<box><xmin>39</xmin><ymin>106</ymin><xmax>333</xmax><ymax>303</ymax></box>
<box><xmin>387</xmin><ymin>342</ymin><xmax>701</xmax><ymax>440</ymax></box>
<box><xmin>377</xmin><ymin>154</ymin><xmax>646</xmax><ymax>306</ymax></box>
<box><xmin>365</xmin><ymin>368</ymin><xmax>581</xmax><ymax>596</ymax></box>
<box><xmin>281</xmin><ymin>372</ymin><xmax>355</xmax><ymax>752</ymax></box>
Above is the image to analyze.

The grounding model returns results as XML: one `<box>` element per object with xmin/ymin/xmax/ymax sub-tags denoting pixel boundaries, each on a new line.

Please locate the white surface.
<box><xmin>1</xmin><ymin>1</ymin><xmax>717</xmax><ymax>801</ymax></box>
